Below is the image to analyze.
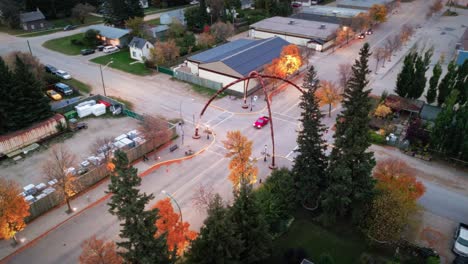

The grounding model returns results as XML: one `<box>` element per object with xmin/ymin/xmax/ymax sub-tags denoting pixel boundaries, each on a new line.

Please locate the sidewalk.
<box><xmin>0</xmin><ymin>133</ymin><xmax>211</xmax><ymax>261</ymax></box>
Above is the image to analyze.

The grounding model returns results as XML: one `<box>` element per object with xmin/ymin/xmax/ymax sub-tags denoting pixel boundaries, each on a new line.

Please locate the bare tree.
<box><xmin>300</xmin><ymin>46</ymin><xmax>315</xmax><ymax>67</ymax></box>
<box><xmin>337</xmin><ymin>63</ymin><xmax>353</xmax><ymax>90</ymax></box>
<box><xmin>90</xmin><ymin>137</ymin><xmax>115</xmax><ymax>165</ymax></box>
<box><xmin>80</xmin><ymin>235</ymin><xmax>123</xmax><ymax>264</ymax></box>
<box><xmin>373</xmin><ymin>47</ymin><xmax>386</xmax><ymax>72</ymax></box>
<box><xmin>42</xmin><ymin>146</ymin><xmax>79</xmax><ymax>213</ymax></box>
<box><xmin>4</xmin><ymin>51</ymin><xmax>44</xmax><ymax>81</ymax></box>
<box><xmin>72</xmin><ymin>3</ymin><xmax>96</xmax><ymax>24</ymax></box>
<box><xmin>191</xmin><ymin>183</ymin><xmax>215</xmax><ymax>212</ymax></box>
<box><xmin>210</xmin><ymin>21</ymin><xmax>235</xmax><ymax>42</ymax></box>
<box><xmin>139</xmin><ymin>114</ymin><xmax>172</xmax><ymax>150</ymax></box>
<box><xmin>400</xmin><ymin>24</ymin><xmax>414</xmax><ymax>45</ymax></box>
<box><xmin>350</xmin><ymin>12</ymin><xmax>371</xmax><ymax>33</ymax></box>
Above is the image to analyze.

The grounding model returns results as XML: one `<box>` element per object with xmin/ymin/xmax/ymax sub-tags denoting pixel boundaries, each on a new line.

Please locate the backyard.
<box><xmin>42</xmin><ymin>33</ymin><xmax>95</xmax><ymax>55</ymax></box>
<box><xmin>90</xmin><ymin>50</ymin><xmax>153</xmax><ymax>76</ymax></box>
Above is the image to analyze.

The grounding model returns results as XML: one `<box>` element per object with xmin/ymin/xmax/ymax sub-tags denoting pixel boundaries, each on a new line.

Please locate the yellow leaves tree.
<box><xmin>315</xmin><ymin>80</ymin><xmax>342</xmax><ymax>117</ymax></box>
<box><xmin>42</xmin><ymin>145</ymin><xmax>79</xmax><ymax>213</ymax></box>
<box><xmin>197</xmin><ymin>32</ymin><xmax>216</xmax><ymax>48</ymax></box>
<box><xmin>278</xmin><ymin>44</ymin><xmax>303</xmax><ymax>76</ymax></box>
<box><xmin>150</xmin><ymin>39</ymin><xmax>180</xmax><ymax>66</ymax></box>
<box><xmin>374</xmin><ymin>103</ymin><xmax>392</xmax><ymax>118</ymax></box>
<box><xmin>369</xmin><ymin>4</ymin><xmax>388</xmax><ymax>23</ymax></box>
<box><xmin>79</xmin><ymin>235</ymin><xmax>123</xmax><ymax>264</ymax></box>
<box><xmin>0</xmin><ymin>178</ymin><xmax>30</xmax><ymax>244</ymax></box>
<box><xmin>153</xmin><ymin>198</ymin><xmax>197</xmax><ymax>256</ymax></box>
<box><xmin>223</xmin><ymin>131</ymin><xmax>258</xmax><ymax>188</ymax></box>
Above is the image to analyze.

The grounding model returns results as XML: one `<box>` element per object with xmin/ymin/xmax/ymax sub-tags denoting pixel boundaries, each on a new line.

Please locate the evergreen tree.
<box><xmin>11</xmin><ymin>56</ymin><xmax>52</xmax><ymax>130</ymax></box>
<box><xmin>229</xmin><ymin>182</ymin><xmax>272</xmax><ymax>263</ymax></box>
<box><xmin>107</xmin><ymin>150</ymin><xmax>171</xmax><ymax>264</ymax></box>
<box><xmin>437</xmin><ymin>61</ymin><xmax>457</xmax><ymax>106</ymax></box>
<box><xmin>395</xmin><ymin>52</ymin><xmax>416</xmax><ymax>98</ymax></box>
<box><xmin>408</xmin><ymin>49</ymin><xmax>432</xmax><ymax>99</ymax></box>
<box><xmin>0</xmin><ymin>57</ymin><xmax>14</xmax><ymax>133</ymax></box>
<box><xmin>453</xmin><ymin>60</ymin><xmax>468</xmax><ymax>104</ymax></box>
<box><xmin>292</xmin><ymin>65</ymin><xmax>328</xmax><ymax>208</ymax></box>
<box><xmin>101</xmin><ymin>0</ymin><xmax>144</xmax><ymax>26</ymax></box>
<box><xmin>186</xmin><ymin>194</ymin><xmax>242</xmax><ymax>263</ymax></box>
<box><xmin>321</xmin><ymin>43</ymin><xmax>376</xmax><ymax>223</ymax></box>
<box><xmin>431</xmin><ymin>90</ymin><xmax>458</xmax><ymax>154</ymax></box>
<box><xmin>426</xmin><ymin>61</ymin><xmax>442</xmax><ymax>104</ymax></box>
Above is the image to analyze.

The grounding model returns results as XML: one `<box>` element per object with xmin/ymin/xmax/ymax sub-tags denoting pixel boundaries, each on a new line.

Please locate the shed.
<box><xmin>160</xmin><ymin>9</ymin><xmax>186</xmax><ymax>25</ymax></box>
<box><xmin>89</xmin><ymin>25</ymin><xmax>131</xmax><ymax>47</ymax></box>
<box><xmin>419</xmin><ymin>104</ymin><xmax>442</xmax><ymax>122</ymax></box>
<box><xmin>148</xmin><ymin>25</ymin><xmax>169</xmax><ymax>39</ymax></box>
<box><xmin>129</xmin><ymin>37</ymin><xmax>154</xmax><ymax>61</ymax></box>
<box><xmin>384</xmin><ymin>94</ymin><xmax>424</xmax><ymax>116</ymax></box>
<box><xmin>19</xmin><ymin>8</ymin><xmax>49</xmax><ymax>31</ymax></box>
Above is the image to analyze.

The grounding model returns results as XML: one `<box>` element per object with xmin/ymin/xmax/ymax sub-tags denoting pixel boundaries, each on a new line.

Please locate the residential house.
<box><xmin>19</xmin><ymin>8</ymin><xmax>49</xmax><ymax>31</ymax></box>
<box><xmin>160</xmin><ymin>9</ymin><xmax>186</xmax><ymax>25</ymax></box>
<box><xmin>89</xmin><ymin>25</ymin><xmax>131</xmax><ymax>47</ymax></box>
<box><xmin>129</xmin><ymin>37</ymin><xmax>154</xmax><ymax>61</ymax></box>
<box><xmin>148</xmin><ymin>25</ymin><xmax>169</xmax><ymax>40</ymax></box>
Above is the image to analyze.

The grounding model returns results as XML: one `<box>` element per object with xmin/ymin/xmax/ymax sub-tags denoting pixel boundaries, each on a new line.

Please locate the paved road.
<box><xmin>2</xmin><ymin>1</ymin><xmax>468</xmax><ymax>263</ymax></box>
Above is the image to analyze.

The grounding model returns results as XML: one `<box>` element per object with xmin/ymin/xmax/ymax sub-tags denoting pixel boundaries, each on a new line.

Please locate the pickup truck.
<box><xmin>453</xmin><ymin>223</ymin><xmax>468</xmax><ymax>257</ymax></box>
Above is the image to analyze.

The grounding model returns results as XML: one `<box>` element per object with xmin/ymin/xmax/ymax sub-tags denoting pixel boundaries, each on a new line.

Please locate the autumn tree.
<box><xmin>210</xmin><ymin>21</ymin><xmax>235</xmax><ymax>42</ymax></box>
<box><xmin>72</xmin><ymin>3</ymin><xmax>96</xmax><ymax>24</ymax></box>
<box><xmin>153</xmin><ymin>198</ymin><xmax>198</xmax><ymax>256</ymax></box>
<box><xmin>140</xmin><ymin>114</ymin><xmax>172</xmax><ymax>150</ymax></box>
<box><xmin>366</xmin><ymin>159</ymin><xmax>425</xmax><ymax>242</ymax></box>
<box><xmin>107</xmin><ymin>150</ymin><xmax>171</xmax><ymax>263</ymax></box>
<box><xmin>400</xmin><ymin>23</ymin><xmax>414</xmax><ymax>45</ymax></box>
<box><xmin>5</xmin><ymin>51</ymin><xmax>44</xmax><ymax>83</ymax></box>
<box><xmin>427</xmin><ymin>0</ymin><xmax>443</xmax><ymax>18</ymax></box>
<box><xmin>316</xmin><ymin>80</ymin><xmax>342</xmax><ymax>117</ymax></box>
<box><xmin>151</xmin><ymin>39</ymin><xmax>180</xmax><ymax>66</ymax></box>
<box><xmin>79</xmin><ymin>236</ymin><xmax>123</xmax><ymax>264</ymax></box>
<box><xmin>278</xmin><ymin>44</ymin><xmax>303</xmax><ymax>76</ymax></box>
<box><xmin>222</xmin><ymin>131</ymin><xmax>258</xmax><ymax>188</ymax></box>
<box><xmin>42</xmin><ymin>146</ymin><xmax>79</xmax><ymax>213</ymax></box>
<box><xmin>374</xmin><ymin>103</ymin><xmax>392</xmax><ymax>118</ymax></box>
<box><xmin>263</xmin><ymin>58</ymin><xmax>285</xmax><ymax>87</ymax></box>
<box><xmin>338</xmin><ymin>63</ymin><xmax>353</xmax><ymax>90</ymax></box>
<box><xmin>0</xmin><ymin>178</ymin><xmax>30</xmax><ymax>244</ymax></box>
<box><xmin>350</xmin><ymin>12</ymin><xmax>370</xmax><ymax>33</ymax></box>
<box><xmin>125</xmin><ymin>17</ymin><xmax>146</xmax><ymax>38</ymax></box>
<box><xmin>369</xmin><ymin>4</ymin><xmax>387</xmax><ymax>23</ymax></box>
<box><xmin>197</xmin><ymin>32</ymin><xmax>216</xmax><ymax>48</ymax></box>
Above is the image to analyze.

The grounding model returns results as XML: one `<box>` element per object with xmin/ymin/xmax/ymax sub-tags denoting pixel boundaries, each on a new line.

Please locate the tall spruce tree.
<box><xmin>437</xmin><ymin>61</ymin><xmax>457</xmax><ymax>106</ymax></box>
<box><xmin>395</xmin><ymin>52</ymin><xmax>416</xmax><ymax>98</ymax></box>
<box><xmin>107</xmin><ymin>150</ymin><xmax>171</xmax><ymax>264</ymax></box>
<box><xmin>292</xmin><ymin>65</ymin><xmax>328</xmax><ymax>208</ymax></box>
<box><xmin>409</xmin><ymin>49</ymin><xmax>432</xmax><ymax>99</ymax></box>
<box><xmin>426</xmin><ymin>61</ymin><xmax>442</xmax><ymax>104</ymax></box>
<box><xmin>186</xmin><ymin>194</ymin><xmax>242</xmax><ymax>263</ymax></box>
<box><xmin>431</xmin><ymin>90</ymin><xmax>459</xmax><ymax>155</ymax></box>
<box><xmin>0</xmin><ymin>57</ymin><xmax>14</xmax><ymax>133</ymax></box>
<box><xmin>321</xmin><ymin>43</ymin><xmax>376</xmax><ymax>223</ymax></box>
<box><xmin>229</xmin><ymin>182</ymin><xmax>272</xmax><ymax>263</ymax></box>
<box><xmin>11</xmin><ymin>56</ymin><xmax>52</xmax><ymax>130</ymax></box>
<box><xmin>101</xmin><ymin>0</ymin><xmax>144</xmax><ymax>26</ymax></box>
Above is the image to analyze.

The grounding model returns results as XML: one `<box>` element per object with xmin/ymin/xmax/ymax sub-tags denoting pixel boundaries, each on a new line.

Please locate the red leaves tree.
<box><xmin>79</xmin><ymin>235</ymin><xmax>123</xmax><ymax>264</ymax></box>
<box><xmin>153</xmin><ymin>198</ymin><xmax>197</xmax><ymax>256</ymax></box>
<box><xmin>0</xmin><ymin>178</ymin><xmax>30</xmax><ymax>244</ymax></box>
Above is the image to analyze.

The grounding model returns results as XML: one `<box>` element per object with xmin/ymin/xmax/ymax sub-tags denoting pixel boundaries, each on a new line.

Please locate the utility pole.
<box><xmin>27</xmin><ymin>40</ymin><xmax>32</xmax><ymax>55</ymax></box>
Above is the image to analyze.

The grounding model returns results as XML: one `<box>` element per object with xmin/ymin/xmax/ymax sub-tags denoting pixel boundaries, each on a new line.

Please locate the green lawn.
<box><xmin>90</xmin><ymin>50</ymin><xmax>152</xmax><ymax>76</ymax></box>
<box><xmin>144</xmin><ymin>5</ymin><xmax>191</xmax><ymax>15</ymax></box>
<box><xmin>146</xmin><ymin>18</ymin><xmax>161</xmax><ymax>26</ymax></box>
<box><xmin>42</xmin><ymin>33</ymin><xmax>95</xmax><ymax>55</ymax></box>
<box><xmin>63</xmin><ymin>78</ymin><xmax>92</xmax><ymax>94</ymax></box>
<box><xmin>191</xmin><ymin>84</ymin><xmax>226</xmax><ymax>98</ymax></box>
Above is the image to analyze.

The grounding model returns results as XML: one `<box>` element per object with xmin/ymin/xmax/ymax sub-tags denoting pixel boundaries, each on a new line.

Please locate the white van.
<box><xmin>103</xmin><ymin>45</ymin><xmax>119</xmax><ymax>53</ymax></box>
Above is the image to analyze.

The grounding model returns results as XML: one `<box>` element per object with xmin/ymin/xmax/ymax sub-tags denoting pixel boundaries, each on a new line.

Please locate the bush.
<box><xmin>43</xmin><ymin>73</ymin><xmax>61</xmax><ymax>85</ymax></box>
<box><xmin>70</xmin><ymin>39</ymin><xmax>84</xmax><ymax>46</ymax></box>
<box><xmin>369</xmin><ymin>130</ymin><xmax>386</xmax><ymax>145</ymax></box>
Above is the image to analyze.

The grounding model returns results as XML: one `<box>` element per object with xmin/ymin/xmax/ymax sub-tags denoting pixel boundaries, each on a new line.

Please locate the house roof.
<box><xmin>299</xmin><ymin>6</ymin><xmax>364</xmax><ymax>18</ymax></box>
<box><xmin>129</xmin><ymin>37</ymin><xmax>151</xmax><ymax>49</ymax></box>
<box><xmin>196</xmin><ymin>37</ymin><xmax>290</xmax><ymax>77</ymax></box>
<box><xmin>250</xmin><ymin>16</ymin><xmax>339</xmax><ymax>41</ymax></box>
<box><xmin>420</xmin><ymin>104</ymin><xmax>442</xmax><ymax>122</ymax></box>
<box><xmin>337</xmin><ymin>0</ymin><xmax>391</xmax><ymax>9</ymax></box>
<box><xmin>457</xmin><ymin>51</ymin><xmax>468</xmax><ymax>66</ymax></box>
<box><xmin>150</xmin><ymin>25</ymin><xmax>169</xmax><ymax>34</ymax></box>
<box><xmin>20</xmin><ymin>10</ymin><xmax>45</xmax><ymax>23</ymax></box>
<box><xmin>384</xmin><ymin>94</ymin><xmax>424</xmax><ymax>113</ymax></box>
<box><xmin>89</xmin><ymin>25</ymin><xmax>130</xmax><ymax>39</ymax></box>
<box><xmin>462</xmin><ymin>28</ymin><xmax>468</xmax><ymax>50</ymax></box>
<box><xmin>189</xmin><ymin>39</ymin><xmax>257</xmax><ymax>63</ymax></box>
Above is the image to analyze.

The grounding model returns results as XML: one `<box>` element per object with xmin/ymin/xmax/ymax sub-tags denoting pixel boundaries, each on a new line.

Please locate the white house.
<box><xmin>129</xmin><ymin>37</ymin><xmax>154</xmax><ymax>62</ymax></box>
<box><xmin>139</xmin><ymin>0</ymin><xmax>149</xmax><ymax>8</ymax></box>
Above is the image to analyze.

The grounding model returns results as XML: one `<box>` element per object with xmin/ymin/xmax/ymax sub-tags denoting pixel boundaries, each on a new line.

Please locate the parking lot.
<box><xmin>0</xmin><ymin>116</ymin><xmax>140</xmax><ymax>187</ymax></box>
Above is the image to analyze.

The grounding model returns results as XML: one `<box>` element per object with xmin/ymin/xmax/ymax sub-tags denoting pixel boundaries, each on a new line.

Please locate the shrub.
<box><xmin>70</xmin><ymin>39</ymin><xmax>84</xmax><ymax>46</ymax></box>
<box><xmin>369</xmin><ymin>130</ymin><xmax>386</xmax><ymax>145</ymax></box>
<box><xmin>43</xmin><ymin>73</ymin><xmax>61</xmax><ymax>85</ymax></box>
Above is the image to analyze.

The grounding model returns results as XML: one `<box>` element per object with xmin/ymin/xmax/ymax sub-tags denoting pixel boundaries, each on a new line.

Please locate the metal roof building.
<box><xmin>249</xmin><ymin>16</ymin><xmax>339</xmax><ymax>51</ymax></box>
<box><xmin>292</xmin><ymin>6</ymin><xmax>365</xmax><ymax>25</ymax></box>
<box><xmin>337</xmin><ymin>0</ymin><xmax>393</xmax><ymax>10</ymax></box>
<box><xmin>89</xmin><ymin>25</ymin><xmax>131</xmax><ymax>46</ymax></box>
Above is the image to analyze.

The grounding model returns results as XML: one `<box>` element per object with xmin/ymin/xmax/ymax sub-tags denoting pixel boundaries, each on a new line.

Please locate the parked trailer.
<box><xmin>0</xmin><ymin>114</ymin><xmax>66</xmax><ymax>157</ymax></box>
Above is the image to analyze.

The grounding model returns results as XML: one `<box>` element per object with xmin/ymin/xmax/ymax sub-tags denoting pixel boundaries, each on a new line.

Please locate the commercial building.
<box><xmin>292</xmin><ymin>6</ymin><xmax>365</xmax><ymax>25</ymax></box>
<box><xmin>186</xmin><ymin>37</ymin><xmax>290</xmax><ymax>93</ymax></box>
<box><xmin>249</xmin><ymin>16</ymin><xmax>339</xmax><ymax>51</ymax></box>
<box><xmin>336</xmin><ymin>0</ymin><xmax>393</xmax><ymax>10</ymax></box>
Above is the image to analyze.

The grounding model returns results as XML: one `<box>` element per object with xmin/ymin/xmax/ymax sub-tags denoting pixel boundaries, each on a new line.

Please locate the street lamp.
<box><xmin>99</xmin><ymin>60</ymin><xmax>113</xmax><ymax>96</ymax></box>
<box><xmin>161</xmin><ymin>190</ymin><xmax>183</xmax><ymax>224</ymax></box>
<box><xmin>206</xmin><ymin>7</ymin><xmax>213</xmax><ymax>25</ymax></box>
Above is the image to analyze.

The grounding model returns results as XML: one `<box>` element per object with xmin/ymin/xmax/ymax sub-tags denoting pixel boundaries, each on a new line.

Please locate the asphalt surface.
<box><xmin>1</xmin><ymin>2</ymin><xmax>468</xmax><ymax>263</ymax></box>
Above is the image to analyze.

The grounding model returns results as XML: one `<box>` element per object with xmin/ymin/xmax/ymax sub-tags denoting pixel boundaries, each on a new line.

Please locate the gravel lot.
<box><xmin>0</xmin><ymin>117</ymin><xmax>140</xmax><ymax>187</ymax></box>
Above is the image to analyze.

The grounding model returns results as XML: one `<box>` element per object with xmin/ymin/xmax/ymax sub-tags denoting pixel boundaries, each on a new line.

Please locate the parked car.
<box><xmin>80</xmin><ymin>48</ymin><xmax>95</xmax><ymax>55</ymax></box>
<box><xmin>190</xmin><ymin>0</ymin><xmax>199</xmax><ymax>4</ymax></box>
<box><xmin>253</xmin><ymin>116</ymin><xmax>270</xmax><ymax>129</ymax></box>
<box><xmin>63</xmin><ymin>25</ymin><xmax>77</xmax><ymax>31</ymax></box>
<box><xmin>103</xmin><ymin>45</ymin><xmax>119</xmax><ymax>53</ymax></box>
<box><xmin>366</xmin><ymin>28</ymin><xmax>373</xmax><ymax>35</ymax></box>
<box><xmin>453</xmin><ymin>223</ymin><xmax>468</xmax><ymax>257</ymax></box>
<box><xmin>46</xmin><ymin>90</ymin><xmax>62</xmax><ymax>101</ymax></box>
<box><xmin>358</xmin><ymin>33</ymin><xmax>366</xmax><ymax>39</ymax></box>
<box><xmin>44</xmin><ymin>64</ymin><xmax>57</xmax><ymax>74</ymax></box>
<box><xmin>54</xmin><ymin>82</ymin><xmax>73</xmax><ymax>96</ymax></box>
<box><xmin>292</xmin><ymin>2</ymin><xmax>302</xmax><ymax>7</ymax></box>
<box><xmin>55</xmin><ymin>70</ymin><xmax>72</xmax><ymax>80</ymax></box>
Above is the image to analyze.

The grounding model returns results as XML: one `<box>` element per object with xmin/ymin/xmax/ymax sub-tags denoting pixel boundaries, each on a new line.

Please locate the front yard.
<box><xmin>90</xmin><ymin>50</ymin><xmax>153</xmax><ymax>76</ymax></box>
<box><xmin>42</xmin><ymin>33</ymin><xmax>94</xmax><ymax>55</ymax></box>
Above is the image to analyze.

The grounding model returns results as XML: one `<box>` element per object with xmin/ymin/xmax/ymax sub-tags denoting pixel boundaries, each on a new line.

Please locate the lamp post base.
<box><xmin>192</xmin><ymin>128</ymin><xmax>201</xmax><ymax>139</ymax></box>
<box><xmin>241</xmin><ymin>103</ymin><xmax>249</xmax><ymax>109</ymax></box>
<box><xmin>269</xmin><ymin>164</ymin><xmax>277</xmax><ymax>170</ymax></box>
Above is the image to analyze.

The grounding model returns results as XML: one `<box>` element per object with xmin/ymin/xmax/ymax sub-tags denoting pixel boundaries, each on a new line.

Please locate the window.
<box><xmin>132</xmin><ymin>51</ymin><xmax>137</xmax><ymax>57</ymax></box>
<box><xmin>146</xmin><ymin>44</ymin><xmax>149</xmax><ymax>49</ymax></box>
<box><xmin>40</xmin><ymin>23</ymin><xmax>44</xmax><ymax>28</ymax></box>
<box><xmin>31</xmin><ymin>24</ymin><xmax>35</xmax><ymax>30</ymax></box>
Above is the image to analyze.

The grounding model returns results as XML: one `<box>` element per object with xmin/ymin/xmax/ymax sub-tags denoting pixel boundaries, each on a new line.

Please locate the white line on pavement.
<box><xmin>285</xmin><ymin>145</ymin><xmax>298</xmax><ymax>159</ymax></box>
<box><xmin>212</xmin><ymin>112</ymin><xmax>234</xmax><ymax>129</ymax></box>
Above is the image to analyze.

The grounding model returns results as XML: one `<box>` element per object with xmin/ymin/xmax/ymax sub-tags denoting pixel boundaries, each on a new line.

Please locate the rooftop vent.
<box><xmin>288</xmin><ymin>20</ymin><xmax>295</xmax><ymax>25</ymax></box>
<box><xmin>319</xmin><ymin>24</ymin><xmax>326</xmax><ymax>29</ymax></box>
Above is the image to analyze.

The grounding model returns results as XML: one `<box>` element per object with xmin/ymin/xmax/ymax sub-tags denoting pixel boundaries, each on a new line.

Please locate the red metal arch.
<box><xmin>195</xmin><ymin>71</ymin><xmax>305</xmax><ymax>169</ymax></box>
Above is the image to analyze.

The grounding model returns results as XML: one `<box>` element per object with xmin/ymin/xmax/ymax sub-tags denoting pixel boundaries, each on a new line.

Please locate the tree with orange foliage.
<box><xmin>222</xmin><ymin>131</ymin><xmax>258</xmax><ymax>188</ymax></box>
<box><xmin>153</xmin><ymin>198</ymin><xmax>197</xmax><ymax>256</ymax></box>
<box><xmin>374</xmin><ymin>103</ymin><xmax>392</xmax><ymax>118</ymax></box>
<box><xmin>263</xmin><ymin>58</ymin><xmax>285</xmax><ymax>88</ymax></box>
<box><xmin>369</xmin><ymin>4</ymin><xmax>388</xmax><ymax>23</ymax></box>
<box><xmin>366</xmin><ymin>159</ymin><xmax>425</xmax><ymax>242</ymax></box>
<box><xmin>316</xmin><ymin>80</ymin><xmax>342</xmax><ymax>117</ymax></box>
<box><xmin>0</xmin><ymin>178</ymin><xmax>30</xmax><ymax>244</ymax></box>
<box><xmin>79</xmin><ymin>235</ymin><xmax>123</xmax><ymax>264</ymax></box>
<box><xmin>278</xmin><ymin>44</ymin><xmax>303</xmax><ymax>76</ymax></box>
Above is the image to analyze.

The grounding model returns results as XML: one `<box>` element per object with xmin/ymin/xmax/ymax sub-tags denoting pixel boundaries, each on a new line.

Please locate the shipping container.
<box><xmin>0</xmin><ymin>114</ymin><xmax>66</xmax><ymax>157</ymax></box>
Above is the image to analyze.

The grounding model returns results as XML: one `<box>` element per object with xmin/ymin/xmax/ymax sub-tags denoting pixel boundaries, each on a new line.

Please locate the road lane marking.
<box><xmin>285</xmin><ymin>145</ymin><xmax>298</xmax><ymax>159</ymax></box>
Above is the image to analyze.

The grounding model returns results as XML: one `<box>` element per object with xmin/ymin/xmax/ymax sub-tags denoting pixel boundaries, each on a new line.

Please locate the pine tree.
<box><xmin>426</xmin><ymin>61</ymin><xmax>442</xmax><ymax>104</ymax></box>
<box><xmin>409</xmin><ymin>49</ymin><xmax>432</xmax><ymax>99</ymax></box>
<box><xmin>395</xmin><ymin>52</ymin><xmax>416</xmax><ymax>98</ymax></box>
<box><xmin>0</xmin><ymin>57</ymin><xmax>14</xmax><ymax>133</ymax></box>
<box><xmin>453</xmin><ymin>60</ymin><xmax>468</xmax><ymax>104</ymax></box>
<box><xmin>292</xmin><ymin>65</ymin><xmax>328</xmax><ymax>208</ymax></box>
<box><xmin>437</xmin><ymin>61</ymin><xmax>457</xmax><ymax>106</ymax></box>
<box><xmin>229</xmin><ymin>182</ymin><xmax>272</xmax><ymax>263</ymax></box>
<box><xmin>322</xmin><ymin>43</ymin><xmax>376</xmax><ymax>223</ymax></box>
<box><xmin>431</xmin><ymin>90</ymin><xmax>459</xmax><ymax>154</ymax></box>
<box><xmin>107</xmin><ymin>150</ymin><xmax>171</xmax><ymax>264</ymax></box>
<box><xmin>101</xmin><ymin>0</ymin><xmax>144</xmax><ymax>26</ymax></box>
<box><xmin>11</xmin><ymin>56</ymin><xmax>52</xmax><ymax>130</ymax></box>
<box><xmin>186</xmin><ymin>194</ymin><xmax>242</xmax><ymax>263</ymax></box>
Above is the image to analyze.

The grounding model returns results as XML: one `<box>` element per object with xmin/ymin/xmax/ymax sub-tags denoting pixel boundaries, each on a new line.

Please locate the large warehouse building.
<box><xmin>186</xmin><ymin>37</ymin><xmax>290</xmax><ymax>94</ymax></box>
<box><xmin>249</xmin><ymin>16</ymin><xmax>339</xmax><ymax>51</ymax></box>
<box><xmin>336</xmin><ymin>0</ymin><xmax>394</xmax><ymax>10</ymax></box>
<box><xmin>292</xmin><ymin>6</ymin><xmax>365</xmax><ymax>25</ymax></box>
